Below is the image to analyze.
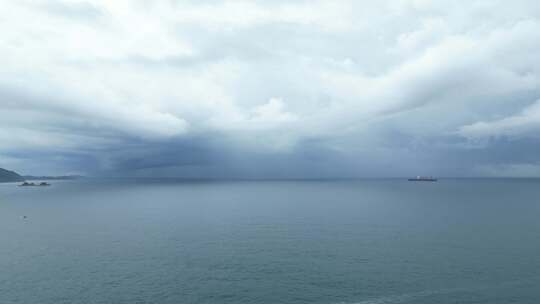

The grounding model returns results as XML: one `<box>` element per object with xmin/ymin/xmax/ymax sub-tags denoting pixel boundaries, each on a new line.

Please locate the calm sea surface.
<box><xmin>1</xmin><ymin>179</ymin><xmax>540</xmax><ymax>304</ymax></box>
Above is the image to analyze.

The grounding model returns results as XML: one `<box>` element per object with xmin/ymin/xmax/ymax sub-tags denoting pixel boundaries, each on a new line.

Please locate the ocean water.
<box><xmin>1</xmin><ymin>179</ymin><xmax>540</xmax><ymax>304</ymax></box>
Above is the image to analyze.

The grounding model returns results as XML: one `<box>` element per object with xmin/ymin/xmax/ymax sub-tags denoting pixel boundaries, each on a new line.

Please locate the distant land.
<box><xmin>0</xmin><ymin>167</ymin><xmax>83</xmax><ymax>183</ymax></box>
<box><xmin>0</xmin><ymin>168</ymin><xmax>25</xmax><ymax>183</ymax></box>
<box><xmin>23</xmin><ymin>175</ymin><xmax>84</xmax><ymax>181</ymax></box>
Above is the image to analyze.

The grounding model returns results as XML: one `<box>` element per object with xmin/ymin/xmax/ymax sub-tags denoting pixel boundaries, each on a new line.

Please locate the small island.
<box><xmin>19</xmin><ymin>182</ymin><xmax>51</xmax><ymax>187</ymax></box>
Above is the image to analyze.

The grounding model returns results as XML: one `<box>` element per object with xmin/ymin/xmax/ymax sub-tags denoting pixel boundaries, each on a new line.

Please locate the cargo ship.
<box><xmin>408</xmin><ymin>176</ymin><xmax>437</xmax><ymax>182</ymax></box>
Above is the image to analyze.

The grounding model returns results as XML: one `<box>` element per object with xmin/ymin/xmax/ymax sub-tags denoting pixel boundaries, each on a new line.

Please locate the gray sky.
<box><xmin>1</xmin><ymin>0</ymin><xmax>540</xmax><ymax>177</ymax></box>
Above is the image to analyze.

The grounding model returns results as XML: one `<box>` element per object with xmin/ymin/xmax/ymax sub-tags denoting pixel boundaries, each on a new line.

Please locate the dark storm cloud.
<box><xmin>1</xmin><ymin>1</ymin><xmax>540</xmax><ymax>177</ymax></box>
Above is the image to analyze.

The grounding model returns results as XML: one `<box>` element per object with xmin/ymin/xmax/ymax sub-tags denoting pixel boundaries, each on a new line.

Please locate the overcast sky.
<box><xmin>1</xmin><ymin>0</ymin><xmax>539</xmax><ymax>177</ymax></box>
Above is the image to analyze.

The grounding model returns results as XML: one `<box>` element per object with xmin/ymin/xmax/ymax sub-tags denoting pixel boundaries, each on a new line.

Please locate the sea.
<box><xmin>1</xmin><ymin>178</ymin><xmax>539</xmax><ymax>304</ymax></box>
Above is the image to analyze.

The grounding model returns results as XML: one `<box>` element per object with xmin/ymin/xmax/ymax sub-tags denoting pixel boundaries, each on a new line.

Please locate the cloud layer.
<box><xmin>1</xmin><ymin>0</ymin><xmax>540</xmax><ymax>177</ymax></box>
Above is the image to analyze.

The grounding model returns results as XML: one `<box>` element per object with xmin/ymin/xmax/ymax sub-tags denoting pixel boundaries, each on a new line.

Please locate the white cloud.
<box><xmin>0</xmin><ymin>0</ymin><xmax>539</xmax><ymax>175</ymax></box>
<box><xmin>250</xmin><ymin>98</ymin><xmax>297</xmax><ymax>127</ymax></box>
